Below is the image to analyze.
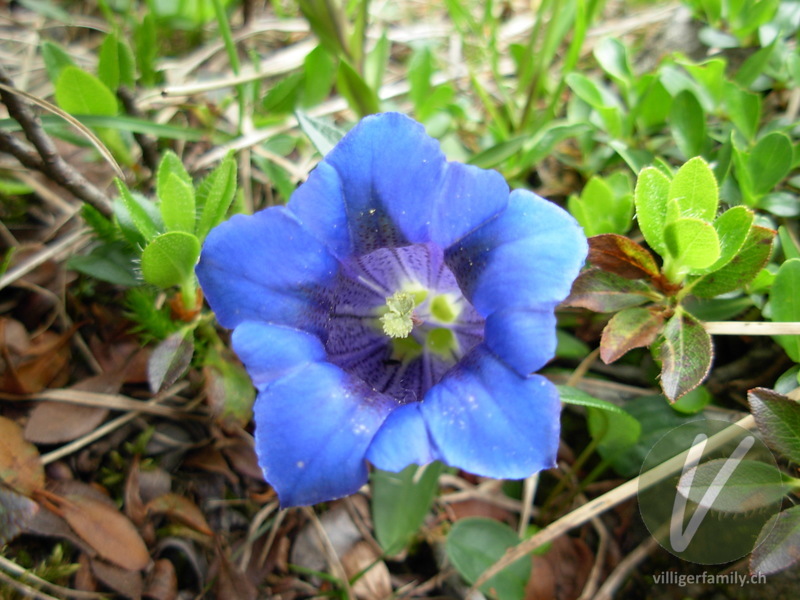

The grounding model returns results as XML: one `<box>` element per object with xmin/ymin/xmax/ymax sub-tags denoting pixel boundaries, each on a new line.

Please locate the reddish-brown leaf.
<box><xmin>563</xmin><ymin>268</ymin><xmax>654</xmax><ymax>313</ymax></box>
<box><xmin>0</xmin><ymin>415</ymin><xmax>44</xmax><ymax>495</ymax></box>
<box><xmin>600</xmin><ymin>307</ymin><xmax>664</xmax><ymax>364</ymax></box>
<box><xmin>588</xmin><ymin>234</ymin><xmax>661</xmax><ymax>280</ymax></box>
<box><xmin>0</xmin><ymin>328</ymin><xmax>73</xmax><ymax>394</ymax></box>
<box><xmin>60</xmin><ymin>494</ymin><xmax>150</xmax><ymax>571</ymax></box>
<box><xmin>146</xmin><ymin>492</ymin><xmax>213</xmax><ymax>536</ymax></box>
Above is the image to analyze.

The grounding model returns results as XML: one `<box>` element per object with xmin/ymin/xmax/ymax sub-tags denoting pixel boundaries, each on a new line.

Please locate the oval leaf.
<box><xmin>664</xmin><ymin>218</ymin><xmax>721</xmax><ymax>271</ymax></box>
<box><xmin>159</xmin><ymin>173</ymin><xmax>196</xmax><ymax>233</ymax></box>
<box><xmin>748</xmin><ymin>388</ymin><xmax>800</xmax><ymax>464</ymax></box>
<box><xmin>0</xmin><ymin>416</ymin><xmax>44</xmax><ymax>495</ymax></box>
<box><xmin>769</xmin><ymin>258</ymin><xmax>800</xmax><ymax>362</ymax></box>
<box><xmin>196</xmin><ymin>157</ymin><xmax>237</xmax><ymax>241</ymax></box>
<box><xmin>751</xmin><ymin>505</ymin><xmax>800</xmax><ymax>575</ymax></box>
<box><xmin>446</xmin><ymin>518</ymin><xmax>531</xmax><ymax>600</ymax></box>
<box><xmin>141</xmin><ymin>232</ymin><xmax>201</xmax><ymax>289</ymax></box>
<box><xmin>749</xmin><ymin>132</ymin><xmax>793</xmax><ymax>196</ymax></box>
<box><xmin>677</xmin><ymin>459</ymin><xmax>790</xmax><ymax>513</ymax></box>
<box><xmin>670</xmin><ymin>91</ymin><xmax>706</xmax><ymax>159</ymax></box>
<box><xmin>600</xmin><ymin>306</ymin><xmax>664</xmax><ymax>364</ymax></box>
<box><xmin>371</xmin><ymin>463</ymin><xmax>443</xmax><ymax>555</ymax></box>
<box><xmin>148</xmin><ymin>329</ymin><xmax>194</xmax><ymax>394</ymax></box>
<box><xmin>691</xmin><ymin>224</ymin><xmax>775</xmax><ymax>298</ymax></box>
<box><xmin>145</xmin><ymin>492</ymin><xmax>213</xmax><ymax>536</ymax></box>
<box><xmin>667</xmin><ymin>156</ymin><xmax>718</xmax><ymax>222</ymax></box>
<box><xmin>660</xmin><ymin>311</ymin><xmax>713</xmax><ymax>401</ymax></box>
<box><xmin>563</xmin><ymin>268</ymin><xmax>653</xmax><ymax>313</ymax></box>
<box><xmin>61</xmin><ymin>494</ymin><xmax>150</xmax><ymax>571</ymax></box>
<box><xmin>55</xmin><ymin>65</ymin><xmax>118</xmax><ymax>116</ymax></box>
<box><xmin>588</xmin><ymin>234</ymin><xmax>660</xmax><ymax>280</ymax></box>
<box><xmin>634</xmin><ymin>166</ymin><xmax>671</xmax><ymax>256</ymax></box>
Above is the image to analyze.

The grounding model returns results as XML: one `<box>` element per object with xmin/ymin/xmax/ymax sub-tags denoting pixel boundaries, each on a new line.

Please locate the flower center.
<box><xmin>325</xmin><ymin>243</ymin><xmax>485</xmax><ymax>403</ymax></box>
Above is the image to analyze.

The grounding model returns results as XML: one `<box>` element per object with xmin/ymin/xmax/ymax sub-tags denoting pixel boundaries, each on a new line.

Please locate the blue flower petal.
<box><xmin>366</xmin><ymin>403</ymin><xmax>438</xmax><ymax>471</ymax></box>
<box><xmin>446</xmin><ymin>189</ymin><xmax>587</xmax><ymax>314</ymax></box>
<box><xmin>483</xmin><ymin>308</ymin><xmax>557</xmax><ymax>375</ymax></box>
<box><xmin>288</xmin><ymin>113</ymin><xmax>508</xmax><ymax>257</ymax></box>
<box><xmin>254</xmin><ymin>361</ymin><xmax>399</xmax><ymax>507</ymax></box>
<box><xmin>420</xmin><ymin>345</ymin><xmax>561</xmax><ymax>479</ymax></box>
<box><xmin>195</xmin><ymin>208</ymin><xmax>338</xmax><ymax>335</ymax></box>
<box><xmin>232</xmin><ymin>322</ymin><xmax>326</xmax><ymax>391</ymax></box>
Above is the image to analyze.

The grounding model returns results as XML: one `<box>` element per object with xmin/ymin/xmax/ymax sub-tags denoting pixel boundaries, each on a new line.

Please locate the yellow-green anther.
<box><xmin>381</xmin><ymin>291</ymin><xmax>416</xmax><ymax>338</ymax></box>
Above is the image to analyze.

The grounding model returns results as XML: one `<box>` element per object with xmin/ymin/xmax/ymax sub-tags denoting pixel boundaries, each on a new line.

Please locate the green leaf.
<box><xmin>751</xmin><ymin>506</ymin><xmax>800</xmax><ymax>575</ymax></box>
<box><xmin>303</xmin><ymin>45</ymin><xmax>337</xmax><ymax>107</ymax></box>
<box><xmin>670</xmin><ymin>90</ymin><xmax>706</xmax><ymax>160</ymax></box>
<box><xmin>749</xmin><ymin>132</ymin><xmax>793</xmax><ymax>197</ymax></box>
<box><xmin>691</xmin><ymin>225</ymin><xmax>775</xmax><ymax>298</ymax></box>
<box><xmin>147</xmin><ymin>328</ymin><xmax>194</xmax><ymax>394</ymax></box>
<box><xmin>748</xmin><ymin>388</ymin><xmax>800</xmax><ymax>464</ymax></box>
<box><xmin>97</xmin><ymin>33</ymin><xmax>136</xmax><ymax>91</ymax></box>
<box><xmin>634</xmin><ymin>166</ymin><xmax>672</xmax><ymax>257</ymax></box>
<box><xmin>671</xmin><ymin>385</ymin><xmax>712</xmax><ymax>415</ymax></box>
<box><xmin>588</xmin><ymin>234</ymin><xmax>661</xmax><ymax>280</ymax></box>
<box><xmin>769</xmin><ymin>258</ymin><xmax>800</xmax><ymax>362</ymax></box>
<box><xmin>159</xmin><ymin>173</ymin><xmax>196</xmax><ymax>233</ymax></box>
<box><xmin>667</xmin><ymin>157</ymin><xmax>718</xmax><ymax>223</ymax></box>
<box><xmin>723</xmin><ymin>81</ymin><xmax>761</xmax><ymax>141</ymax></box>
<box><xmin>140</xmin><ymin>232</ymin><xmax>201</xmax><ymax>289</ymax></box>
<box><xmin>114</xmin><ymin>179</ymin><xmax>160</xmax><ymax>242</ymax></box>
<box><xmin>54</xmin><ymin>66</ymin><xmax>118</xmax><ymax>116</ymax></box>
<box><xmin>566</xmin><ymin>72</ymin><xmax>605</xmax><ymax>108</ymax></box>
<box><xmin>699</xmin><ymin>206</ymin><xmax>753</xmax><ymax>273</ymax></box>
<box><xmin>157</xmin><ymin>150</ymin><xmax>192</xmax><ymax>189</ymax></box>
<box><xmin>735</xmin><ymin>40</ymin><xmax>776</xmax><ymax>89</ymax></box>
<box><xmin>678</xmin><ymin>459</ymin><xmax>791</xmax><ymax>513</ymax></box>
<box><xmin>779</xmin><ymin>225</ymin><xmax>800</xmax><ymax>261</ymax></box>
<box><xmin>660</xmin><ymin>311</ymin><xmax>713</xmax><ymax>401</ymax></box>
<box><xmin>562</xmin><ymin>268</ymin><xmax>654</xmax><ymax>313</ymax></box>
<box><xmin>567</xmin><ymin>176</ymin><xmax>633</xmax><ymax>236</ymax></box>
<box><xmin>664</xmin><ymin>218</ymin><xmax>721</xmax><ymax>273</ymax></box>
<box><xmin>296</xmin><ymin>110</ymin><xmax>345</xmax><ymax>156</ymax></box>
<box><xmin>196</xmin><ymin>156</ymin><xmax>237</xmax><ymax>242</ymax></box>
<box><xmin>364</xmin><ymin>30</ymin><xmax>389</xmax><ymax>92</ymax></box>
<box><xmin>587</xmin><ymin>404</ymin><xmax>641</xmax><ymax>460</ymax></box>
<box><xmin>371</xmin><ymin>463</ymin><xmax>443</xmax><ymax>555</ymax></box>
<box><xmin>593</xmin><ymin>37</ymin><xmax>633</xmax><ymax>86</ymax></box>
<box><xmin>758</xmin><ymin>192</ymin><xmax>800</xmax><ymax>218</ymax></box>
<box><xmin>600</xmin><ymin>306</ymin><xmax>664</xmax><ymax>364</ymax></box>
<box><xmin>41</xmin><ymin>41</ymin><xmax>76</xmax><ymax>84</ymax></box>
<box><xmin>263</xmin><ymin>72</ymin><xmax>305</xmax><ymax>114</ymax></box>
<box><xmin>446</xmin><ymin>518</ymin><xmax>531</xmax><ymax>600</ymax></box>
<box><xmin>297</xmin><ymin>0</ymin><xmax>349</xmax><ymax>57</ymax></box>
<box><xmin>68</xmin><ymin>244</ymin><xmax>139</xmax><ymax>287</ymax></box>
<box><xmin>204</xmin><ymin>346</ymin><xmax>255</xmax><ymax>426</ymax></box>
<box><xmin>557</xmin><ymin>385</ymin><xmax>626</xmax><ymax>415</ymax></box>
<box><xmin>336</xmin><ymin>60</ymin><xmax>379</xmax><ymax>117</ymax></box>
<box><xmin>408</xmin><ymin>45</ymin><xmax>434</xmax><ymax>113</ymax></box>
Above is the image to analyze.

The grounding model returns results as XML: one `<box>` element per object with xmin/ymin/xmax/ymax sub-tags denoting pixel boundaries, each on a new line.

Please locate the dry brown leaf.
<box><xmin>25</xmin><ymin>372</ymin><xmax>122</xmax><ymax>443</ymax></box>
<box><xmin>59</xmin><ymin>493</ymin><xmax>151</xmax><ymax>571</ymax></box>
<box><xmin>183</xmin><ymin>446</ymin><xmax>238</xmax><ymax>486</ymax></box>
<box><xmin>146</xmin><ymin>492</ymin><xmax>213</xmax><ymax>536</ymax></box>
<box><xmin>91</xmin><ymin>557</ymin><xmax>144</xmax><ymax>600</ymax></box>
<box><xmin>0</xmin><ymin>482</ymin><xmax>39</xmax><ymax>544</ymax></box>
<box><xmin>144</xmin><ymin>559</ymin><xmax>178</xmax><ymax>600</ymax></box>
<box><xmin>341</xmin><ymin>541</ymin><xmax>392</xmax><ymax>600</ymax></box>
<box><xmin>213</xmin><ymin>545</ymin><xmax>258</xmax><ymax>600</ymax></box>
<box><xmin>0</xmin><ymin>415</ymin><xmax>44</xmax><ymax>495</ymax></box>
<box><xmin>220</xmin><ymin>438</ymin><xmax>262</xmax><ymax>481</ymax></box>
<box><xmin>1</xmin><ymin>318</ymin><xmax>31</xmax><ymax>354</ymax></box>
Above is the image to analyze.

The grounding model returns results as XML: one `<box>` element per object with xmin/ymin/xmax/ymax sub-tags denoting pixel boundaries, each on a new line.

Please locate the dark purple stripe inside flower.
<box><xmin>196</xmin><ymin>113</ymin><xmax>588</xmax><ymax>507</ymax></box>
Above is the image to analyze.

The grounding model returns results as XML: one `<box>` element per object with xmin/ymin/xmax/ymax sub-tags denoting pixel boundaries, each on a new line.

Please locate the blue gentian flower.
<box><xmin>196</xmin><ymin>113</ymin><xmax>587</xmax><ymax>507</ymax></box>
